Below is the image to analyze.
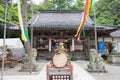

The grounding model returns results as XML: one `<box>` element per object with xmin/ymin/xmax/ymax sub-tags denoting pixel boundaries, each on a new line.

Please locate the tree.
<box><xmin>0</xmin><ymin>0</ymin><xmax>14</xmax><ymax>38</ymax></box>
<box><xmin>0</xmin><ymin>1</ymin><xmax>21</xmax><ymax>38</ymax></box>
<box><xmin>70</xmin><ymin>0</ymin><xmax>84</xmax><ymax>10</ymax></box>
<box><xmin>38</xmin><ymin>0</ymin><xmax>84</xmax><ymax>10</ymax></box>
<box><xmin>0</xmin><ymin>4</ymin><xmax>4</xmax><ymax>38</ymax></box>
<box><xmin>21</xmin><ymin>0</ymin><xmax>31</xmax><ymax>53</ymax></box>
<box><xmin>0</xmin><ymin>5</ymin><xmax>4</xmax><ymax>20</ymax></box>
<box><xmin>38</xmin><ymin>0</ymin><xmax>54</xmax><ymax>9</ymax></box>
<box><xmin>7</xmin><ymin>4</ymin><xmax>18</xmax><ymax>24</ymax></box>
<box><xmin>0</xmin><ymin>0</ymin><xmax>32</xmax><ymax>53</ymax></box>
<box><xmin>52</xmin><ymin>0</ymin><xmax>74</xmax><ymax>10</ymax></box>
<box><xmin>90</xmin><ymin>0</ymin><xmax>120</xmax><ymax>25</ymax></box>
<box><xmin>27</xmin><ymin>3</ymin><xmax>40</xmax><ymax>21</ymax></box>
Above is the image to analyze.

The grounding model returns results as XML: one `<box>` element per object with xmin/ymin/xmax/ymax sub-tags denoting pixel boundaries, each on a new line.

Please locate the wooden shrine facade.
<box><xmin>28</xmin><ymin>10</ymin><xmax>116</xmax><ymax>53</ymax></box>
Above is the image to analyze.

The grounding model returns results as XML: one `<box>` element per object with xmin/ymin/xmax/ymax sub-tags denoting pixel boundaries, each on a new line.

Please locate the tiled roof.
<box><xmin>0</xmin><ymin>19</ymin><xmax>19</xmax><ymax>30</ymax></box>
<box><xmin>110</xmin><ymin>29</ymin><xmax>120</xmax><ymax>37</ymax></box>
<box><xmin>28</xmin><ymin>10</ymin><xmax>116</xmax><ymax>30</ymax></box>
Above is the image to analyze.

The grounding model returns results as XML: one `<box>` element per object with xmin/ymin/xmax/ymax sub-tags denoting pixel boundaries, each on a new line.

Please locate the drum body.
<box><xmin>52</xmin><ymin>52</ymin><xmax>68</xmax><ymax>67</ymax></box>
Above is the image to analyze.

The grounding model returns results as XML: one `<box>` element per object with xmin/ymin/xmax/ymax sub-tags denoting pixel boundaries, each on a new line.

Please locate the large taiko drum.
<box><xmin>52</xmin><ymin>52</ymin><xmax>68</xmax><ymax>67</ymax></box>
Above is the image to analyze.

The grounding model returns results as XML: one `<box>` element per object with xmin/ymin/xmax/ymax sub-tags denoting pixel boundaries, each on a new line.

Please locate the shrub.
<box><xmin>46</xmin><ymin>57</ymin><xmax>51</xmax><ymax>61</ymax></box>
<box><xmin>71</xmin><ymin>56</ymin><xmax>77</xmax><ymax>61</ymax></box>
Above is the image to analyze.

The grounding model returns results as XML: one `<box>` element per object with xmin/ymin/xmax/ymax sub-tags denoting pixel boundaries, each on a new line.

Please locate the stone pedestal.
<box><xmin>107</xmin><ymin>42</ymin><xmax>120</xmax><ymax>65</ymax></box>
<box><xmin>19</xmin><ymin>48</ymin><xmax>39</xmax><ymax>72</ymax></box>
<box><xmin>87</xmin><ymin>49</ymin><xmax>106</xmax><ymax>72</ymax></box>
<box><xmin>108</xmin><ymin>54</ymin><xmax>120</xmax><ymax>65</ymax></box>
<box><xmin>87</xmin><ymin>63</ymin><xmax>106</xmax><ymax>72</ymax></box>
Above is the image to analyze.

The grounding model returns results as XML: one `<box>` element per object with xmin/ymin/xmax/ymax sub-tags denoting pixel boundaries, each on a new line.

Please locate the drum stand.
<box><xmin>46</xmin><ymin>61</ymin><xmax>73</xmax><ymax>80</ymax></box>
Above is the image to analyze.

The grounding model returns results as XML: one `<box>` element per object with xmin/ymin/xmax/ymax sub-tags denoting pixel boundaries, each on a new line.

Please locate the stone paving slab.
<box><xmin>0</xmin><ymin>62</ymin><xmax>95</xmax><ymax>80</ymax></box>
<box><xmin>74</xmin><ymin>60</ymin><xmax>120</xmax><ymax>80</ymax></box>
<box><xmin>0</xmin><ymin>60</ymin><xmax>120</xmax><ymax>80</ymax></box>
<box><xmin>0</xmin><ymin>60</ymin><xmax>48</xmax><ymax>75</ymax></box>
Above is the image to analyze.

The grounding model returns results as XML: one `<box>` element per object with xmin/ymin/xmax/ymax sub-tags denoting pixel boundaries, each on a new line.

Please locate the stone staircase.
<box><xmin>69</xmin><ymin>51</ymin><xmax>87</xmax><ymax>60</ymax></box>
<box><xmin>36</xmin><ymin>50</ymin><xmax>87</xmax><ymax>60</ymax></box>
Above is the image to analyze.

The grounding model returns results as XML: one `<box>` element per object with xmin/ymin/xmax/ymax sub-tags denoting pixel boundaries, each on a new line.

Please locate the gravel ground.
<box><xmin>74</xmin><ymin>60</ymin><xmax>120</xmax><ymax>80</ymax></box>
<box><xmin>0</xmin><ymin>60</ymin><xmax>49</xmax><ymax>75</ymax></box>
<box><xmin>0</xmin><ymin>60</ymin><xmax>120</xmax><ymax>80</ymax></box>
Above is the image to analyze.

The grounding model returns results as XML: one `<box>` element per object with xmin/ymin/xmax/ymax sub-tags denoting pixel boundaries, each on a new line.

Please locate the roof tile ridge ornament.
<box><xmin>39</xmin><ymin>10</ymin><xmax>84</xmax><ymax>13</ymax></box>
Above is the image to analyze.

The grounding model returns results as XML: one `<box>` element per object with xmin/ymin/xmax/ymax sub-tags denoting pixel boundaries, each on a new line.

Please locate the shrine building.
<box><xmin>28</xmin><ymin>10</ymin><xmax>117</xmax><ymax>59</ymax></box>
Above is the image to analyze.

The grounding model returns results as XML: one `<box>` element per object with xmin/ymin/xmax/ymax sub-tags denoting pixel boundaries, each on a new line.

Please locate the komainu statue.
<box><xmin>87</xmin><ymin>49</ymin><xmax>106</xmax><ymax>72</ymax></box>
<box><xmin>111</xmin><ymin>42</ymin><xmax>117</xmax><ymax>54</ymax></box>
<box><xmin>22</xmin><ymin>48</ymin><xmax>38</xmax><ymax>69</ymax></box>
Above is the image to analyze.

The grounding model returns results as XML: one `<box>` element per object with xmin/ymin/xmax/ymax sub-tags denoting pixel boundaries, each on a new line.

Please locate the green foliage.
<box><xmin>27</xmin><ymin>3</ymin><xmax>40</xmax><ymax>21</ymax></box>
<box><xmin>71</xmin><ymin>56</ymin><xmax>77</xmax><ymax>61</ymax></box>
<box><xmin>0</xmin><ymin>4</ymin><xmax>4</xmax><ymax>38</ymax></box>
<box><xmin>0</xmin><ymin>1</ymin><xmax>35</xmax><ymax>24</ymax></box>
<box><xmin>7</xmin><ymin>4</ymin><xmax>19</xmax><ymax>24</ymax></box>
<box><xmin>0</xmin><ymin>2</ymin><xmax>20</xmax><ymax>38</ymax></box>
<box><xmin>71</xmin><ymin>0</ymin><xmax>84</xmax><ymax>10</ymax></box>
<box><xmin>46</xmin><ymin>57</ymin><xmax>51</xmax><ymax>61</ymax></box>
<box><xmin>39</xmin><ymin>0</ymin><xmax>84</xmax><ymax>10</ymax></box>
<box><xmin>0</xmin><ymin>5</ymin><xmax>4</xmax><ymax>20</ymax></box>
<box><xmin>90</xmin><ymin>0</ymin><xmax>120</xmax><ymax>25</ymax></box>
<box><xmin>0</xmin><ymin>0</ymin><xmax>84</xmax><ymax>25</ymax></box>
<box><xmin>38</xmin><ymin>0</ymin><xmax>54</xmax><ymax>9</ymax></box>
<box><xmin>52</xmin><ymin>0</ymin><xmax>74</xmax><ymax>10</ymax></box>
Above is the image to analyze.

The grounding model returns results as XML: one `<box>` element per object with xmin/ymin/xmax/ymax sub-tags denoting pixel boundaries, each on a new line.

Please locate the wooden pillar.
<box><xmin>49</xmin><ymin>38</ymin><xmax>52</xmax><ymax>52</ymax></box>
<box><xmin>83</xmin><ymin>41</ymin><xmax>85</xmax><ymax>51</ymax></box>
<box><xmin>87</xmin><ymin>37</ymin><xmax>90</xmax><ymax>52</ymax></box>
<box><xmin>112</xmin><ymin>37</ymin><xmax>114</xmax><ymax>43</ymax></box>
<box><xmin>103</xmin><ymin>37</ymin><xmax>104</xmax><ymax>42</ymax></box>
<box><xmin>33</xmin><ymin>37</ymin><xmax>36</xmax><ymax>48</ymax></box>
<box><xmin>71</xmin><ymin>38</ymin><xmax>75</xmax><ymax>51</ymax></box>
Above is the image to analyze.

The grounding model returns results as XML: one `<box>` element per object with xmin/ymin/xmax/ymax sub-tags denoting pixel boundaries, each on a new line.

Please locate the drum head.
<box><xmin>53</xmin><ymin>53</ymin><xmax>67</xmax><ymax>67</ymax></box>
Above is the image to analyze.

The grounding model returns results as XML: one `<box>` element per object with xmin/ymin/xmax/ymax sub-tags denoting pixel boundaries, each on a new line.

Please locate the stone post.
<box><xmin>72</xmin><ymin>38</ymin><xmax>75</xmax><ymax>51</ymax></box>
<box><xmin>49</xmin><ymin>38</ymin><xmax>52</xmax><ymax>52</ymax></box>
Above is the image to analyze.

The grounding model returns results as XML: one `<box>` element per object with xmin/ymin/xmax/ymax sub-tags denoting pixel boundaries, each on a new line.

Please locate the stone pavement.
<box><xmin>0</xmin><ymin>60</ymin><xmax>120</xmax><ymax>80</ymax></box>
<box><xmin>0</xmin><ymin>60</ymin><xmax>48</xmax><ymax>75</ymax></box>
<box><xmin>75</xmin><ymin>60</ymin><xmax>120</xmax><ymax>80</ymax></box>
<box><xmin>0</xmin><ymin>60</ymin><xmax>95</xmax><ymax>80</ymax></box>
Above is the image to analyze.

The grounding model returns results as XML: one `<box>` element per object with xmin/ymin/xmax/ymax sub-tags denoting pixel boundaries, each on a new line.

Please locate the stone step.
<box><xmin>36</xmin><ymin>51</ymin><xmax>87</xmax><ymax>60</ymax></box>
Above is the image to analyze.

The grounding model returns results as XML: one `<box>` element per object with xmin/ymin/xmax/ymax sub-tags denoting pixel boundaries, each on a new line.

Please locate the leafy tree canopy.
<box><xmin>38</xmin><ymin>0</ymin><xmax>84</xmax><ymax>10</ymax></box>
<box><xmin>90</xmin><ymin>0</ymin><xmax>120</xmax><ymax>25</ymax></box>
